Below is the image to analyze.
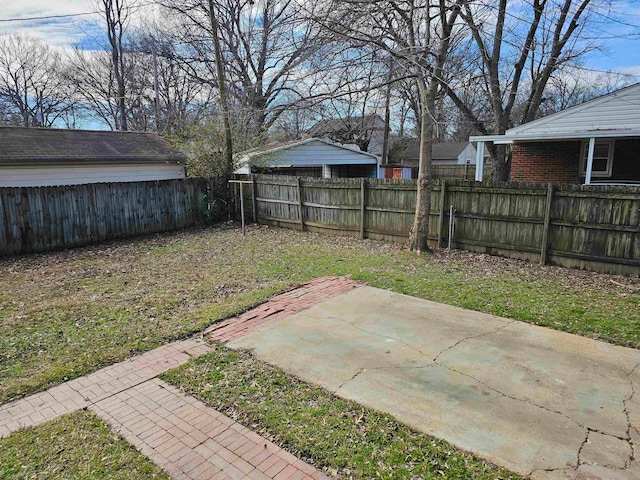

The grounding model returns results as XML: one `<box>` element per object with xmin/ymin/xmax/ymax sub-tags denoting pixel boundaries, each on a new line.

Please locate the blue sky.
<box><xmin>1</xmin><ymin>0</ymin><xmax>639</xmax><ymax>77</ymax></box>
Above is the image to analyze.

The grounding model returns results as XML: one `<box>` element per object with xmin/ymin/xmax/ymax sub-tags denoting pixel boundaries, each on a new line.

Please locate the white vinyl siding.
<box><xmin>253</xmin><ymin>140</ymin><xmax>377</xmax><ymax>168</ymax></box>
<box><xmin>507</xmin><ymin>84</ymin><xmax>640</xmax><ymax>136</ymax></box>
<box><xmin>0</xmin><ymin>164</ymin><xmax>186</xmax><ymax>187</ymax></box>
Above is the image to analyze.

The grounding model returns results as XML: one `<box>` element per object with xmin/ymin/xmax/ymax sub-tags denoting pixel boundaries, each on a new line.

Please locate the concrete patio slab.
<box><xmin>228</xmin><ymin>286</ymin><xmax>640</xmax><ymax>479</ymax></box>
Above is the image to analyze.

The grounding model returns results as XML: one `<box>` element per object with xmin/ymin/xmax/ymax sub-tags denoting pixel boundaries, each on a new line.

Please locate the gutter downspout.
<box><xmin>475</xmin><ymin>141</ymin><xmax>485</xmax><ymax>182</ymax></box>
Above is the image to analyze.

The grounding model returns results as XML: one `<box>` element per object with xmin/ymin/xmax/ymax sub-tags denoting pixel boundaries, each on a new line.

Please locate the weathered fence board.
<box><xmin>249</xmin><ymin>175</ymin><xmax>639</xmax><ymax>275</ymax></box>
<box><xmin>0</xmin><ymin>179</ymin><xmax>209</xmax><ymax>256</ymax></box>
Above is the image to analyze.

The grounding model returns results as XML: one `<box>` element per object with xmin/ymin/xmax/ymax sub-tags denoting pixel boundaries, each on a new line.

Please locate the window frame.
<box><xmin>580</xmin><ymin>140</ymin><xmax>614</xmax><ymax>178</ymax></box>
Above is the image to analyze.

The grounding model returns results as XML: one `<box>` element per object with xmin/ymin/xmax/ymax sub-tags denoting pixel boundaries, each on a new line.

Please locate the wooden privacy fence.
<box><xmin>384</xmin><ymin>164</ymin><xmax>493</xmax><ymax>180</ymax></box>
<box><xmin>0</xmin><ymin>179</ymin><xmax>210</xmax><ymax>256</ymax></box>
<box><xmin>431</xmin><ymin>164</ymin><xmax>478</xmax><ymax>180</ymax></box>
<box><xmin>248</xmin><ymin>175</ymin><xmax>640</xmax><ymax>275</ymax></box>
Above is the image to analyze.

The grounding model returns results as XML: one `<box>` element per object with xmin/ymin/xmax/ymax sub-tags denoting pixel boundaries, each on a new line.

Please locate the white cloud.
<box><xmin>0</xmin><ymin>0</ymin><xmax>157</xmax><ymax>48</ymax></box>
<box><xmin>0</xmin><ymin>0</ymin><xmax>91</xmax><ymax>18</ymax></box>
<box><xmin>0</xmin><ymin>0</ymin><xmax>98</xmax><ymax>46</ymax></box>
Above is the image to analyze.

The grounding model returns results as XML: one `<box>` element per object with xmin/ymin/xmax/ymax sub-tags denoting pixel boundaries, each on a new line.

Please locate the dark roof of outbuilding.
<box><xmin>392</xmin><ymin>138</ymin><xmax>471</xmax><ymax>162</ymax></box>
<box><xmin>0</xmin><ymin>126</ymin><xmax>185</xmax><ymax>165</ymax></box>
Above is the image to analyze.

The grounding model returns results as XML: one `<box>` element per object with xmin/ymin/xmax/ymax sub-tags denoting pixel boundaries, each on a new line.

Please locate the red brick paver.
<box><xmin>0</xmin><ymin>277</ymin><xmax>356</xmax><ymax>479</ymax></box>
<box><xmin>205</xmin><ymin>276</ymin><xmax>360</xmax><ymax>342</ymax></box>
<box><xmin>0</xmin><ymin>338</ymin><xmax>212</xmax><ymax>438</ymax></box>
<box><xmin>92</xmin><ymin>379</ymin><xmax>329</xmax><ymax>480</ymax></box>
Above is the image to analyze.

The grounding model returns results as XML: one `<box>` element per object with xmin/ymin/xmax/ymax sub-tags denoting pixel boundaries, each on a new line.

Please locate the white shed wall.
<box><xmin>0</xmin><ymin>164</ymin><xmax>186</xmax><ymax>187</ymax></box>
<box><xmin>456</xmin><ymin>144</ymin><xmax>477</xmax><ymax>164</ymax></box>
<box><xmin>255</xmin><ymin>140</ymin><xmax>378</xmax><ymax>167</ymax></box>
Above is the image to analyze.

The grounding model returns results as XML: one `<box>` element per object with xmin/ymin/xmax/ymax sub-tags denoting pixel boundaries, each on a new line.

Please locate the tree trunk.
<box><xmin>408</xmin><ymin>77</ymin><xmax>433</xmax><ymax>253</ymax></box>
<box><xmin>489</xmin><ymin>143</ymin><xmax>510</xmax><ymax>182</ymax></box>
<box><xmin>208</xmin><ymin>0</ymin><xmax>234</xmax><ymax>180</ymax></box>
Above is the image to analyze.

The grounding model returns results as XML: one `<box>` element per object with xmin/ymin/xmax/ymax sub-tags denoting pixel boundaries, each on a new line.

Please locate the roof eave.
<box><xmin>0</xmin><ymin>157</ymin><xmax>185</xmax><ymax>166</ymax></box>
<box><xmin>470</xmin><ymin>129</ymin><xmax>640</xmax><ymax>144</ymax></box>
<box><xmin>241</xmin><ymin>137</ymin><xmax>380</xmax><ymax>160</ymax></box>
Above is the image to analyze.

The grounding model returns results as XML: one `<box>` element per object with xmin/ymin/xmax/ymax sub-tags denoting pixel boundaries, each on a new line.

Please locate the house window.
<box><xmin>580</xmin><ymin>140</ymin><xmax>613</xmax><ymax>177</ymax></box>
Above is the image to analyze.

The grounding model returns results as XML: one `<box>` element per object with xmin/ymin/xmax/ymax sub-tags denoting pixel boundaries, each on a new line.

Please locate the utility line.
<box><xmin>0</xmin><ymin>2</ymin><xmax>158</xmax><ymax>23</ymax></box>
<box><xmin>0</xmin><ymin>12</ymin><xmax>99</xmax><ymax>22</ymax></box>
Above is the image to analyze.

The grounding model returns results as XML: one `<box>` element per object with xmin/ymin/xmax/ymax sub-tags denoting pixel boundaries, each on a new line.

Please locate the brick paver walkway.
<box><xmin>93</xmin><ymin>379</ymin><xmax>329</xmax><ymax>480</ymax></box>
<box><xmin>0</xmin><ymin>277</ymin><xmax>358</xmax><ymax>479</ymax></box>
<box><xmin>205</xmin><ymin>276</ymin><xmax>360</xmax><ymax>342</ymax></box>
<box><xmin>0</xmin><ymin>338</ymin><xmax>212</xmax><ymax>439</ymax></box>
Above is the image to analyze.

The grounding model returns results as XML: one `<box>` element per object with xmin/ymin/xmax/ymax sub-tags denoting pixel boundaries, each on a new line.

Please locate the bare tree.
<box><xmin>446</xmin><ymin>0</ymin><xmax>599</xmax><ymax>181</ymax></box>
<box><xmin>67</xmin><ymin>29</ymin><xmax>210</xmax><ymax>134</ymax></box>
<box><xmin>306</xmin><ymin>48</ymin><xmax>392</xmax><ymax>153</ymax></box>
<box><xmin>66</xmin><ymin>49</ymin><xmax>127</xmax><ymax>130</ymax></box>
<box><xmin>316</xmin><ymin>0</ymin><xmax>463</xmax><ymax>253</ymax></box>
<box><xmin>205</xmin><ymin>0</ymin><xmax>234</xmax><ymax>179</ymax></box>
<box><xmin>100</xmin><ymin>0</ymin><xmax>133</xmax><ymax>130</ymax></box>
<box><xmin>0</xmin><ymin>33</ymin><xmax>73</xmax><ymax>127</ymax></box>
<box><xmin>161</xmin><ymin>0</ymin><xmax>331</xmax><ymax>140</ymax></box>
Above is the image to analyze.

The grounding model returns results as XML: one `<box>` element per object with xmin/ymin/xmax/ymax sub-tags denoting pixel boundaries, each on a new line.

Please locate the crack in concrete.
<box><xmin>319</xmin><ymin>314</ymin><xmax>591</xmax><ymax>431</ymax></box>
<box><xmin>334</xmin><ymin>369</ymin><xmax>365</xmax><ymax>393</ymax></box>
<box><xmin>433</xmin><ymin>360</ymin><xmax>586</xmax><ymax>430</ymax></box>
<box><xmin>577</xmin><ymin>429</ymin><xmax>590</xmax><ymax>467</ymax></box>
<box><xmin>305</xmin><ymin>312</ymin><xmax>636</xmax><ymax>473</ymax></box>
<box><xmin>316</xmin><ymin>313</ymin><xmax>594</xmax><ymax>441</ymax></box>
<box><xmin>304</xmin><ymin>313</ymin><xmax>434</xmax><ymax>359</ymax></box>
<box><xmin>333</xmin><ymin>364</ymin><xmax>436</xmax><ymax>394</ymax></box>
<box><xmin>622</xmin><ymin>362</ymin><xmax>640</xmax><ymax>468</ymax></box>
<box><xmin>529</xmin><ymin>467</ymin><xmax>574</xmax><ymax>477</ymax></box>
<box><xmin>433</xmin><ymin>320</ymin><xmax>517</xmax><ymax>363</ymax></box>
<box><xmin>572</xmin><ymin>426</ymin><xmax>635</xmax><ymax>471</ymax></box>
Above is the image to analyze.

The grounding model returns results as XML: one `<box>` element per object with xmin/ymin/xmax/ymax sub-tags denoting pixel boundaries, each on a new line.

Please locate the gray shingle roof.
<box><xmin>392</xmin><ymin>138</ymin><xmax>470</xmax><ymax>162</ymax></box>
<box><xmin>0</xmin><ymin>126</ymin><xmax>185</xmax><ymax>165</ymax></box>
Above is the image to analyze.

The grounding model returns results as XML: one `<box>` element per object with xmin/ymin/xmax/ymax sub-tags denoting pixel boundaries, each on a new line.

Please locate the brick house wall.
<box><xmin>510</xmin><ymin>141</ymin><xmax>581</xmax><ymax>183</ymax></box>
<box><xmin>510</xmin><ymin>139</ymin><xmax>639</xmax><ymax>183</ymax></box>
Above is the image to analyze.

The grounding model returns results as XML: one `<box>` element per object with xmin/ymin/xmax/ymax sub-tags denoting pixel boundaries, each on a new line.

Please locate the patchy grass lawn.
<box><xmin>1</xmin><ymin>224</ymin><xmax>638</xmax><ymax>405</ymax></box>
<box><xmin>162</xmin><ymin>345</ymin><xmax>521</xmax><ymax>480</ymax></box>
<box><xmin>0</xmin><ymin>410</ymin><xmax>169</xmax><ymax>479</ymax></box>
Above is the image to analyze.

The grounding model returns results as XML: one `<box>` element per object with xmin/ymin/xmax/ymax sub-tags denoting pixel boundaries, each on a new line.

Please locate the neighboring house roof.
<box><xmin>0</xmin><ymin>126</ymin><xmax>185</xmax><ymax>165</ymax></box>
<box><xmin>235</xmin><ymin>137</ymin><xmax>379</xmax><ymax>174</ymax></box>
<box><xmin>307</xmin><ymin>114</ymin><xmax>384</xmax><ymax>137</ymax></box>
<box><xmin>433</xmin><ymin>142</ymin><xmax>471</xmax><ymax>160</ymax></box>
<box><xmin>471</xmin><ymin>82</ymin><xmax>640</xmax><ymax>143</ymax></box>
<box><xmin>390</xmin><ymin>139</ymin><xmax>478</xmax><ymax>163</ymax></box>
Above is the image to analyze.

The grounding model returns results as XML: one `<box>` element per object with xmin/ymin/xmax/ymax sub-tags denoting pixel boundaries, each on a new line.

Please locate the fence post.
<box><xmin>297</xmin><ymin>177</ymin><xmax>305</xmax><ymax>232</ymax></box>
<box><xmin>437</xmin><ymin>180</ymin><xmax>447</xmax><ymax>247</ymax></box>
<box><xmin>540</xmin><ymin>182</ymin><xmax>554</xmax><ymax>265</ymax></box>
<box><xmin>360</xmin><ymin>178</ymin><xmax>366</xmax><ymax>240</ymax></box>
<box><xmin>251</xmin><ymin>174</ymin><xmax>258</xmax><ymax>223</ymax></box>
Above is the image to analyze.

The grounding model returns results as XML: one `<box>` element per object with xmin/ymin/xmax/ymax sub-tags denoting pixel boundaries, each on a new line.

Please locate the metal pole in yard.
<box><xmin>448</xmin><ymin>205</ymin><xmax>456</xmax><ymax>249</ymax></box>
<box><xmin>360</xmin><ymin>178</ymin><xmax>366</xmax><ymax>240</ymax></box>
<box><xmin>251</xmin><ymin>175</ymin><xmax>257</xmax><ymax>223</ymax></box>
<box><xmin>437</xmin><ymin>180</ymin><xmax>447</xmax><ymax>247</ymax></box>
<box><xmin>229</xmin><ymin>179</ymin><xmax>253</xmax><ymax>235</ymax></box>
